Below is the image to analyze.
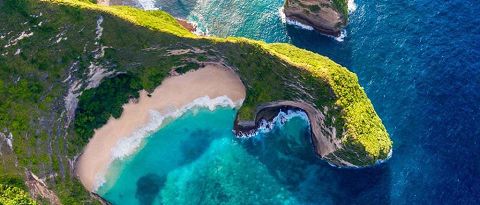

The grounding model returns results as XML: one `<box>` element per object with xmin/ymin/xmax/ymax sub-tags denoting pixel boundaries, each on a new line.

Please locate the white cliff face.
<box><xmin>6</xmin><ymin>132</ymin><xmax>13</xmax><ymax>151</ymax></box>
<box><xmin>86</xmin><ymin>16</ymin><xmax>115</xmax><ymax>89</ymax></box>
<box><xmin>4</xmin><ymin>30</ymin><xmax>34</xmax><ymax>48</ymax></box>
<box><xmin>0</xmin><ymin>131</ymin><xmax>14</xmax><ymax>156</ymax></box>
<box><xmin>63</xmin><ymin>16</ymin><xmax>117</xmax><ymax>129</ymax></box>
<box><xmin>64</xmin><ymin>76</ymin><xmax>82</xmax><ymax>128</ymax></box>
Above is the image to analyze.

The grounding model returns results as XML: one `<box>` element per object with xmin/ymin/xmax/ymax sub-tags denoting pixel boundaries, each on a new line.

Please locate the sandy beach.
<box><xmin>76</xmin><ymin>63</ymin><xmax>246</xmax><ymax>192</ymax></box>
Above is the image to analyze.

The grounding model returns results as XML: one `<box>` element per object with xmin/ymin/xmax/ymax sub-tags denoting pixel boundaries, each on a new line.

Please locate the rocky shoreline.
<box><xmin>176</xmin><ymin>19</ymin><xmax>197</xmax><ymax>33</ymax></box>
<box><xmin>233</xmin><ymin>101</ymin><xmax>342</xmax><ymax>161</ymax></box>
<box><xmin>283</xmin><ymin>0</ymin><xmax>347</xmax><ymax>37</ymax></box>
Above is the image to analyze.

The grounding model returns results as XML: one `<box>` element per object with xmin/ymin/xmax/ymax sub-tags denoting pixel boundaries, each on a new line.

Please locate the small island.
<box><xmin>284</xmin><ymin>0</ymin><xmax>348</xmax><ymax>36</ymax></box>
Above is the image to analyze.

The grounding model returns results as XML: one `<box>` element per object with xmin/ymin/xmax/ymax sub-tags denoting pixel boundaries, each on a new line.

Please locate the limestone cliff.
<box><xmin>284</xmin><ymin>0</ymin><xmax>348</xmax><ymax>36</ymax></box>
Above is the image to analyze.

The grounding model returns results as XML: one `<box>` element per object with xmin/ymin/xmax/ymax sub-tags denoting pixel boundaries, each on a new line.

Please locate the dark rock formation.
<box><xmin>234</xmin><ymin>101</ymin><xmax>342</xmax><ymax>161</ymax></box>
<box><xmin>176</xmin><ymin>19</ymin><xmax>197</xmax><ymax>32</ymax></box>
<box><xmin>283</xmin><ymin>0</ymin><xmax>347</xmax><ymax>36</ymax></box>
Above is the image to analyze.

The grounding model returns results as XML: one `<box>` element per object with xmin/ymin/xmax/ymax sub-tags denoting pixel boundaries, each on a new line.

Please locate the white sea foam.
<box><xmin>136</xmin><ymin>0</ymin><xmax>158</xmax><ymax>10</ymax></box>
<box><xmin>278</xmin><ymin>7</ymin><xmax>286</xmax><ymax>24</ymax></box>
<box><xmin>334</xmin><ymin>30</ymin><xmax>347</xmax><ymax>42</ymax></box>
<box><xmin>6</xmin><ymin>132</ymin><xmax>13</xmax><ymax>151</ymax></box>
<box><xmin>92</xmin><ymin>95</ymin><xmax>242</xmax><ymax>191</ymax></box>
<box><xmin>237</xmin><ymin>109</ymin><xmax>310</xmax><ymax>139</ymax></box>
<box><xmin>375</xmin><ymin>148</ymin><xmax>393</xmax><ymax>165</ymax></box>
<box><xmin>348</xmin><ymin>0</ymin><xmax>357</xmax><ymax>13</ymax></box>
<box><xmin>94</xmin><ymin>16</ymin><xmax>104</xmax><ymax>43</ymax></box>
<box><xmin>190</xmin><ymin>21</ymin><xmax>208</xmax><ymax>36</ymax></box>
<box><xmin>279</xmin><ymin>3</ymin><xmax>355</xmax><ymax>42</ymax></box>
<box><xmin>286</xmin><ymin>19</ymin><xmax>314</xmax><ymax>31</ymax></box>
<box><xmin>278</xmin><ymin>6</ymin><xmax>314</xmax><ymax>31</ymax></box>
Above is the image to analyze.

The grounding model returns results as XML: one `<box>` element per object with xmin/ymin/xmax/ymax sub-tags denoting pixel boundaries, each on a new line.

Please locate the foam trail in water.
<box><xmin>334</xmin><ymin>30</ymin><xmax>347</xmax><ymax>42</ymax></box>
<box><xmin>93</xmin><ymin>95</ymin><xmax>242</xmax><ymax>191</ymax></box>
<box><xmin>278</xmin><ymin>7</ymin><xmax>314</xmax><ymax>31</ymax></box>
<box><xmin>237</xmin><ymin>110</ymin><xmax>310</xmax><ymax>139</ymax></box>
<box><xmin>348</xmin><ymin>0</ymin><xmax>357</xmax><ymax>13</ymax></box>
<box><xmin>278</xmin><ymin>7</ymin><xmax>286</xmax><ymax>24</ymax></box>
<box><xmin>137</xmin><ymin>0</ymin><xmax>158</xmax><ymax>10</ymax></box>
<box><xmin>111</xmin><ymin>96</ymin><xmax>240</xmax><ymax>160</ymax></box>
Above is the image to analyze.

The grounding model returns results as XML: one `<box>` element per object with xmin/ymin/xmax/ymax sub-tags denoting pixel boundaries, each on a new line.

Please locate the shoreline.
<box><xmin>176</xmin><ymin>19</ymin><xmax>197</xmax><ymax>33</ymax></box>
<box><xmin>233</xmin><ymin>101</ymin><xmax>347</xmax><ymax>165</ymax></box>
<box><xmin>75</xmin><ymin>63</ymin><xmax>246</xmax><ymax>192</ymax></box>
<box><xmin>279</xmin><ymin>6</ymin><xmax>346</xmax><ymax>42</ymax></box>
<box><xmin>233</xmin><ymin>100</ymin><xmax>392</xmax><ymax>168</ymax></box>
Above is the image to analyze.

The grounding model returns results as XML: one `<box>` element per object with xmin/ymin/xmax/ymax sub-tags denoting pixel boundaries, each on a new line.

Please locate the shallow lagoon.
<box><xmin>103</xmin><ymin>0</ymin><xmax>480</xmax><ymax>203</ymax></box>
<box><xmin>98</xmin><ymin>107</ymin><xmax>351</xmax><ymax>204</ymax></box>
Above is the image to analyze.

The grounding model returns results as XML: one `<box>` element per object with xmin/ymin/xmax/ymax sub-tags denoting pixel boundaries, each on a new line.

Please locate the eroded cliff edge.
<box><xmin>233</xmin><ymin>100</ymin><xmax>389</xmax><ymax>168</ymax></box>
<box><xmin>234</xmin><ymin>101</ymin><xmax>342</xmax><ymax>160</ymax></box>
<box><xmin>284</xmin><ymin>0</ymin><xmax>348</xmax><ymax>36</ymax></box>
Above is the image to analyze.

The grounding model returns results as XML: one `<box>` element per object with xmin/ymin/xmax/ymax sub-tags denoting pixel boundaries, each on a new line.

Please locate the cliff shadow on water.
<box><xmin>286</xmin><ymin>25</ymin><xmax>354</xmax><ymax>67</ymax></box>
<box><xmin>237</xmin><ymin>109</ymin><xmax>391</xmax><ymax>204</ymax></box>
<box><xmin>152</xmin><ymin>0</ymin><xmax>198</xmax><ymax>18</ymax></box>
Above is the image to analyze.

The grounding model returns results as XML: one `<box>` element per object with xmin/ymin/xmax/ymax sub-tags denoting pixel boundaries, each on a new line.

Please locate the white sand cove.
<box><xmin>75</xmin><ymin>63</ymin><xmax>246</xmax><ymax>192</ymax></box>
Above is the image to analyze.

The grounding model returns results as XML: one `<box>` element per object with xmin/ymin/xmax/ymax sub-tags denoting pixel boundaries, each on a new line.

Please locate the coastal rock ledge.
<box><xmin>233</xmin><ymin>101</ymin><xmax>389</xmax><ymax>168</ymax></box>
<box><xmin>284</xmin><ymin>0</ymin><xmax>348</xmax><ymax>36</ymax></box>
<box><xmin>234</xmin><ymin>101</ymin><xmax>341</xmax><ymax>157</ymax></box>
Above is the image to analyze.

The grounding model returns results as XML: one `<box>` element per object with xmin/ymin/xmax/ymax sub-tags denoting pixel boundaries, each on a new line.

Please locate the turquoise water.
<box><xmin>105</xmin><ymin>0</ymin><xmax>480</xmax><ymax>203</ymax></box>
<box><xmin>151</xmin><ymin>0</ymin><xmax>480</xmax><ymax>203</ymax></box>
<box><xmin>152</xmin><ymin>0</ymin><xmax>288</xmax><ymax>41</ymax></box>
<box><xmin>98</xmin><ymin>107</ymin><xmax>319</xmax><ymax>204</ymax></box>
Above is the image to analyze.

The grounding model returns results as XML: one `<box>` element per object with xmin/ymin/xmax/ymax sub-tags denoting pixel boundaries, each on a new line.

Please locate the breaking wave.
<box><xmin>348</xmin><ymin>0</ymin><xmax>357</xmax><ymax>13</ymax></box>
<box><xmin>237</xmin><ymin>109</ymin><xmax>310</xmax><ymax>138</ymax></box>
<box><xmin>278</xmin><ymin>7</ymin><xmax>314</xmax><ymax>31</ymax></box>
<box><xmin>137</xmin><ymin>0</ymin><xmax>158</xmax><ymax>10</ymax></box>
<box><xmin>93</xmin><ymin>95</ymin><xmax>242</xmax><ymax>191</ymax></box>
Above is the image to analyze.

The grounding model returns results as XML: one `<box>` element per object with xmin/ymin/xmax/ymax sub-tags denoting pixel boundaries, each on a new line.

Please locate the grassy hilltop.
<box><xmin>0</xmin><ymin>0</ymin><xmax>391</xmax><ymax>203</ymax></box>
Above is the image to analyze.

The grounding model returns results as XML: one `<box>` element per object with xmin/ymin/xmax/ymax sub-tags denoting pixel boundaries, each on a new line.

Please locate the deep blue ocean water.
<box><xmin>101</xmin><ymin>0</ymin><xmax>480</xmax><ymax>204</ymax></box>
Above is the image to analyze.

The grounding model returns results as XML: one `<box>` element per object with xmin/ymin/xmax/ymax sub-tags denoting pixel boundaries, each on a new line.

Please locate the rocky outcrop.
<box><xmin>25</xmin><ymin>171</ymin><xmax>61</xmax><ymax>205</ymax></box>
<box><xmin>234</xmin><ymin>101</ymin><xmax>346</xmax><ymax>165</ymax></box>
<box><xmin>176</xmin><ymin>19</ymin><xmax>197</xmax><ymax>33</ymax></box>
<box><xmin>283</xmin><ymin>0</ymin><xmax>347</xmax><ymax>36</ymax></box>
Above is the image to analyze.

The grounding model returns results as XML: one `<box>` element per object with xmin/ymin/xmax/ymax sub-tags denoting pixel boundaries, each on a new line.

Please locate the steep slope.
<box><xmin>0</xmin><ymin>0</ymin><xmax>391</xmax><ymax>203</ymax></box>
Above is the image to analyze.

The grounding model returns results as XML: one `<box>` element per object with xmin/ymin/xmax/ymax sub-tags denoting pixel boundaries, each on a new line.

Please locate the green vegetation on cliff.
<box><xmin>332</xmin><ymin>0</ymin><xmax>348</xmax><ymax>20</ymax></box>
<box><xmin>0</xmin><ymin>184</ymin><xmax>37</xmax><ymax>205</ymax></box>
<box><xmin>0</xmin><ymin>0</ymin><xmax>390</xmax><ymax>203</ymax></box>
